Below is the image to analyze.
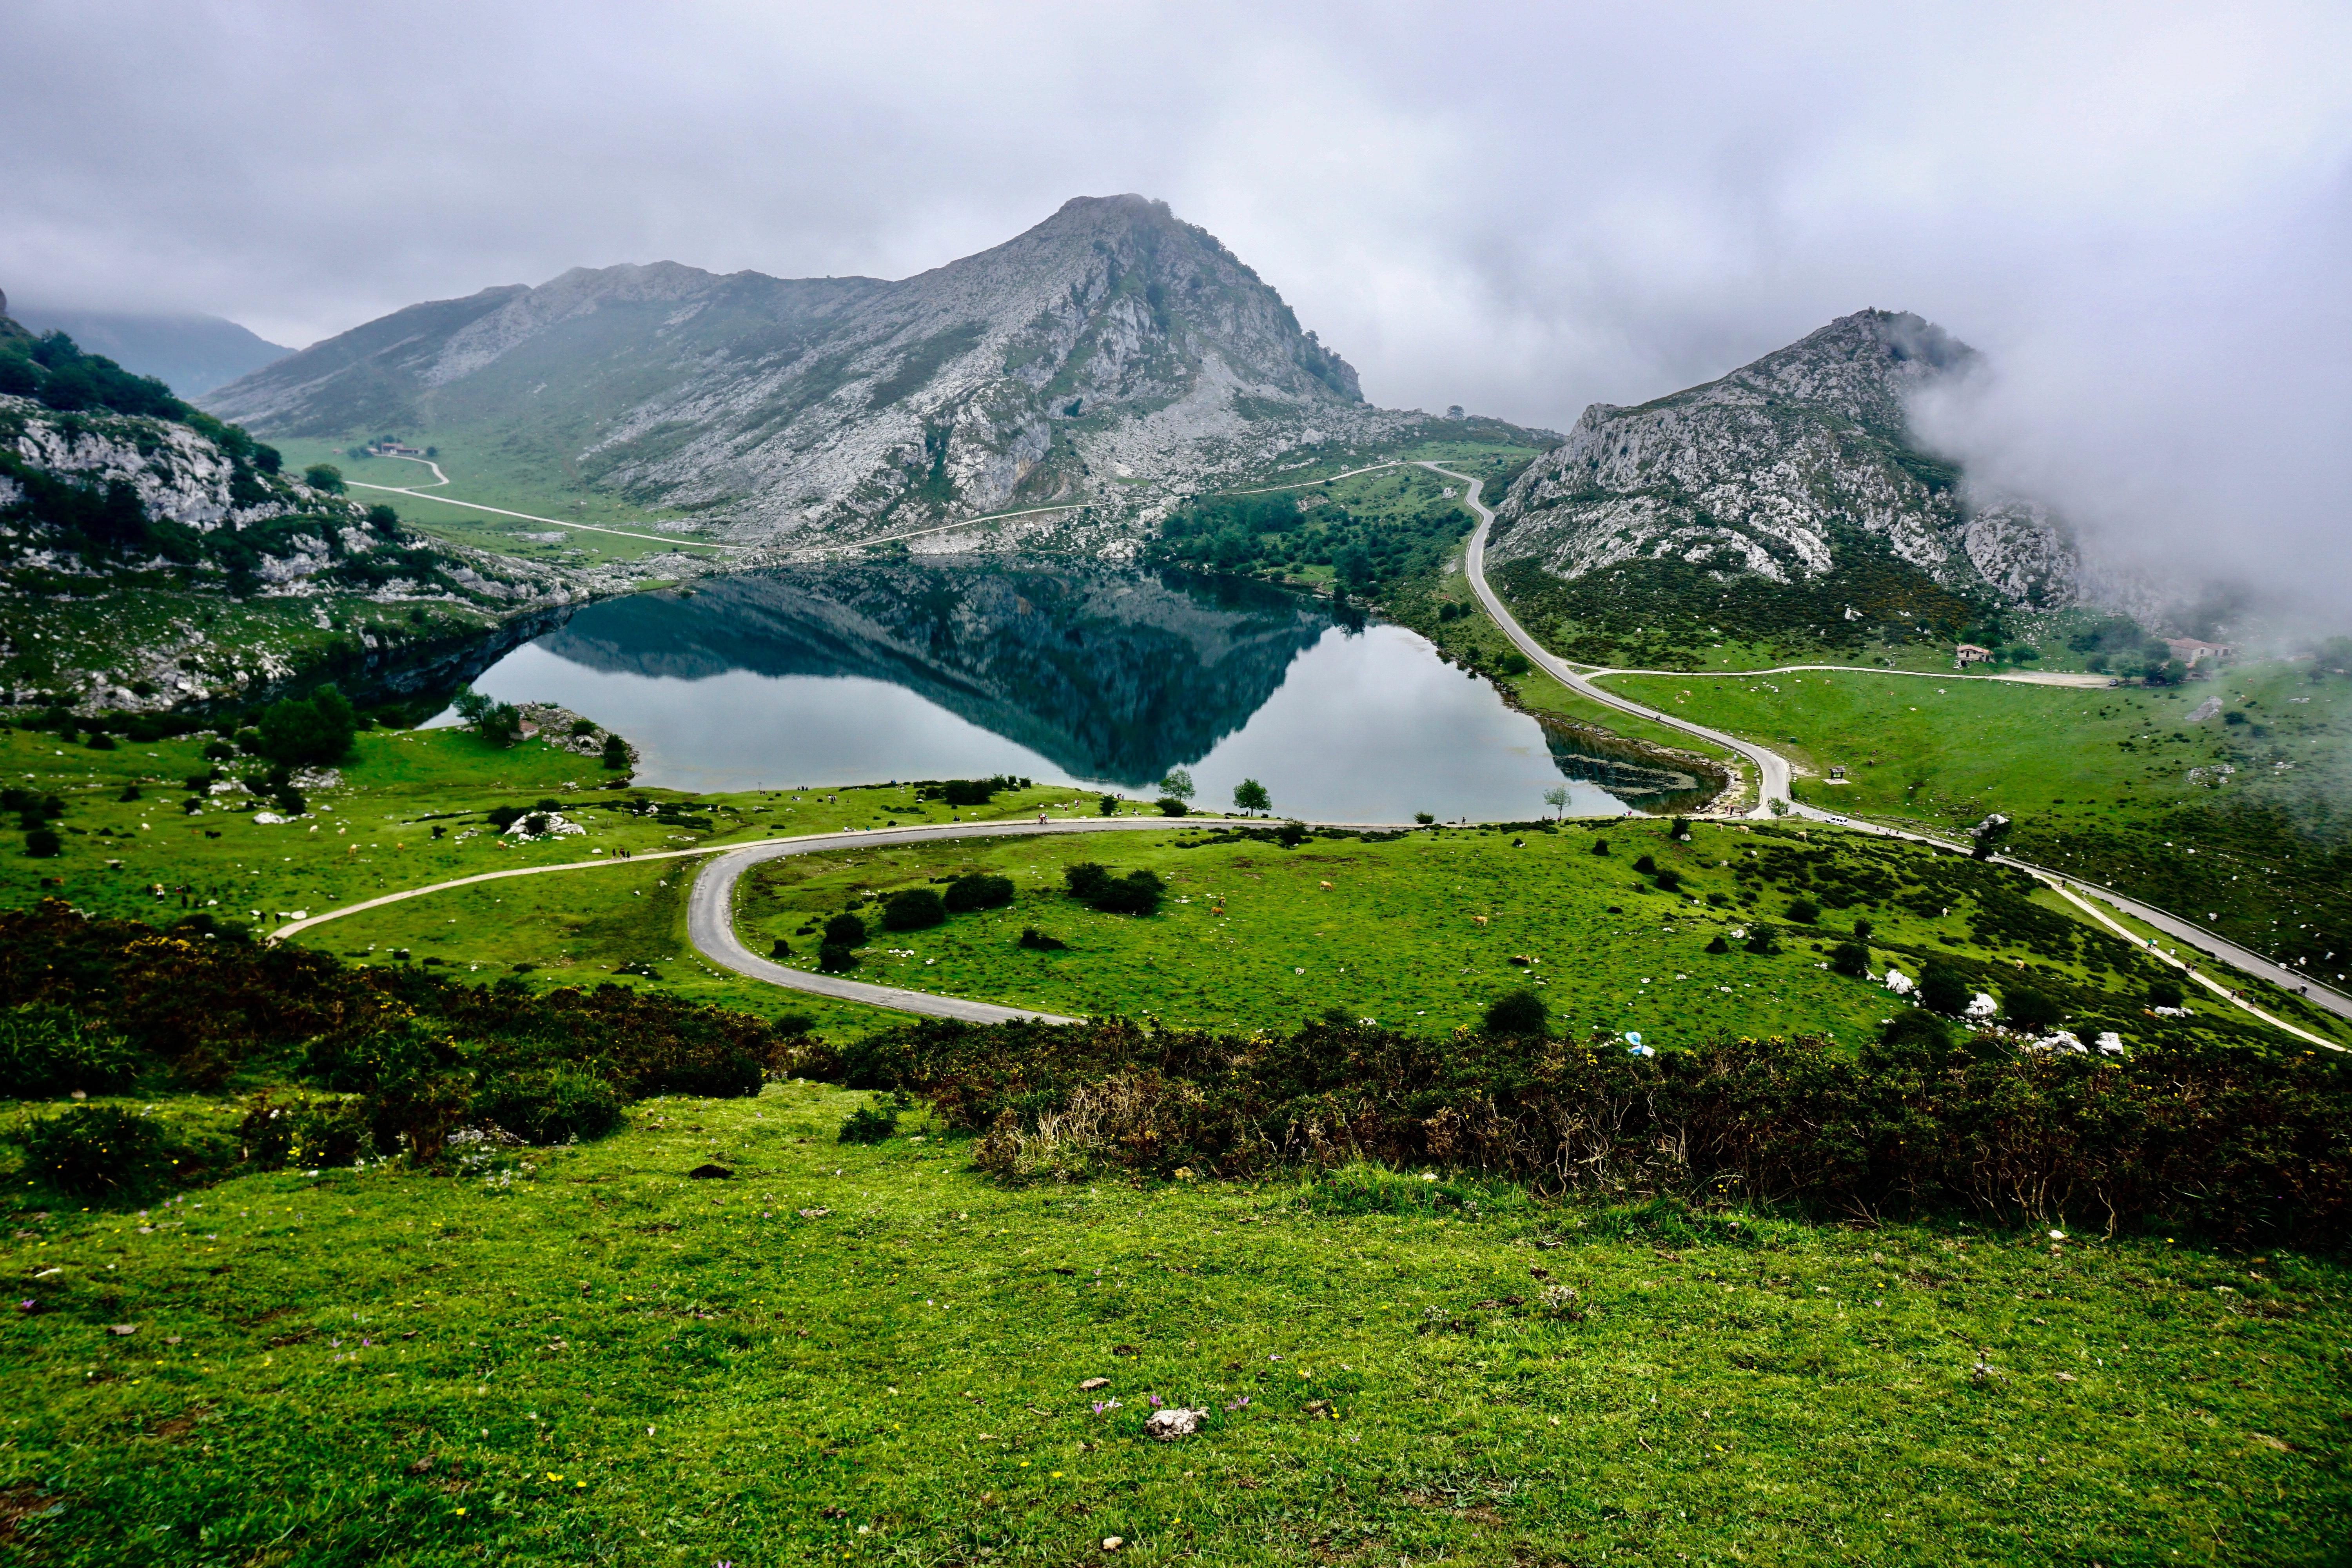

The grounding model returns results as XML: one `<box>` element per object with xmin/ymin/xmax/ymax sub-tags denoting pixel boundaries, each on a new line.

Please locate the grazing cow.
<box><xmin>1473</xmin><ymin>915</ymin><xmax>1490</xmax><ymax>927</ymax></box>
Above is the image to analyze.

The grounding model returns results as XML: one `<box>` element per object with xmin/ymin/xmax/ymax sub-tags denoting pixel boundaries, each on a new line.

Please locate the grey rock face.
<box><xmin>1489</xmin><ymin>309</ymin><xmax>2082</xmax><ymax>608</ymax></box>
<box><xmin>207</xmin><ymin>196</ymin><xmax>1408</xmax><ymax>544</ymax></box>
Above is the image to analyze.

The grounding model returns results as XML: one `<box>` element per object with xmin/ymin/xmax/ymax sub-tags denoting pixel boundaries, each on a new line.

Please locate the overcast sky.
<box><xmin>5</xmin><ymin>1</ymin><xmax>2349</xmax><ymax>605</ymax></box>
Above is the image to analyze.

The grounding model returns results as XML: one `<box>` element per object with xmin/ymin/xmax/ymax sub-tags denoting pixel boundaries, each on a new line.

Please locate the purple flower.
<box><xmin>1149</xmin><ymin>1394</ymin><xmax>1163</xmax><ymax>1408</ymax></box>
<box><xmin>1224</xmin><ymin>1396</ymin><xmax>1250</xmax><ymax>1412</ymax></box>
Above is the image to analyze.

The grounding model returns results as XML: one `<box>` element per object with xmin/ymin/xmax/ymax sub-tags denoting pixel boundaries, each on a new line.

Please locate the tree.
<box><xmin>452</xmin><ymin>688</ymin><xmax>522</xmax><ymax>747</ymax></box>
<box><xmin>1098</xmin><ymin>793</ymin><xmax>1119</xmax><ymax>816</ymax></box>
<box><xmin>1919</xmin><ymin>965</ymin><xmax>1969</xmax><ymax>1015</ymax></box>
<box><xmin>943</xmin><ymin>874</ymin><xmax>1014</xmax><ymax>912</ymax></box>
<box><xmin>1233</xmin><ymin>778</ymin><xmax>1270</xmax><ymax>815</ymax></box>
<box><xmin>1829</xmin><ymin>940</ymin><xmax>1870</xmax><ymax>978</ymax></box>
<box><xmin>823</xmin><ymin>913</ymin><xmax>867</xmax><ymax>948</ymax></box>
<box><xmin>600</xmin><ymin>732</ymin><xmax>630</xmax><ymax>771</ymax></box>
<box><xmin>882</xmin><ymin>889</ymin><xmax>947</xmax><ymax>931</ymax></box>
<box><xmin>2004</xmin><ymin>988</ymin><xmax>2062</xmax><ymax>1031</ymax></box>
<box><xmin>1483</xmin><ymin>989</ymin><xmax>1548</xmax><ymax>1036</ymax></box>
<box><xmin>302</xmin><ymin>463</ymin><xmax>345</xmax><ymax>494</ymax></box>
<box><xmin>1157</xmin><ymin>769</ymin><xmax>1195</xmax><ymax>803</ymax></box>
<box><xmin>1541</xmin><ymin>786</ymin><xmax>1570</xmax><ymax>818</ymax></box>
<box><xmin>255</xmin><ymin>686</ymin><xmax>358</xmax><ymax>767</ymax></box>
<box><xmin>365</xmin><ymin>504</ymin><xmax>401</xmax><ymax>537</ymax></box>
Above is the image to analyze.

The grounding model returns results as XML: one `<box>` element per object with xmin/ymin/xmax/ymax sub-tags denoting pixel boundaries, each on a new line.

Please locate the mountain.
<box><xmin>1487</xmin><ymin>310</ymin><xmax>2080</xmax><ymax>612</ymax></box>
<box><xmin>7</xmin><ymin>304</ymin><xmax>290</xmax><ymax>397</ymax></box>
<box><xmin>205</xmin><ymin>196</ymin><xmax>1412</xmax><ymax>544</ymax></box>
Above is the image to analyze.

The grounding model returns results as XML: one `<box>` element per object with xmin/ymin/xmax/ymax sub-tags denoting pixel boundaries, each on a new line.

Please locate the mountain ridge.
<box><xmin>1488</xmin><ymin>309</ymin><xmax>2081</xmax><ymax>609</ymax></box>
<box><xmin>206</xmin><ymin>196</ymin><xmax>1415</xmax><ymax>546</ymax></box>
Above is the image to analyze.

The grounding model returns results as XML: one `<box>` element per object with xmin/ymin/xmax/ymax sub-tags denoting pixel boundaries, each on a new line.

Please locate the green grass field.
<box><xmin>725</xmin><ymin>818</ymin><xmax>2347</xmax><ymax>1051</ymax></box>
<box><xmin>1597</xmin><ymin>662</ymin><xmax>2352</xmax><ymax>992</ymax></box>
<box><xmin>5</xmin><ymin>1083</ymin><xmax>2346</xmax><ymax>1566</ymax></box>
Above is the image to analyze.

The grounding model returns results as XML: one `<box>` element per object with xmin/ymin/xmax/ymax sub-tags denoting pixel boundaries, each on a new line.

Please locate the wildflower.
<box><xmin>1091</xmin><ymin>1399</ymin><xmax>1121</xmax><ymax>1414</ymax></box>
<box><xmin>1149</xmin><ymin>1394</ymin><xmax>1163</xmax><ymax>1408</ymax></box>
<box><xmin>1224</xmin><ymin>1396</ymin><xmax>1250</xmax><ymax>1411</ymax></box>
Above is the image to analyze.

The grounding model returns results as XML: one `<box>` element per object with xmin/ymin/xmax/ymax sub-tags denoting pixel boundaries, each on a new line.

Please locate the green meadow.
<box><xmin>5</xmin><ymin>1083</ymin><xmax>2348</xmax><ymax>1566</ymax></box>
<box><xmin>1597</xmin><ymin>661</ymin><xmax>2352</xmax><ymax>991</ymax></box>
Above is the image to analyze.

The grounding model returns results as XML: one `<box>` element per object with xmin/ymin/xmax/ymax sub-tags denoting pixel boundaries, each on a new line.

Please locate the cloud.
<box><xmin>4</xmin><ymin>0</ymin><xmax>2348</xmax><ymax>606</ymax></box>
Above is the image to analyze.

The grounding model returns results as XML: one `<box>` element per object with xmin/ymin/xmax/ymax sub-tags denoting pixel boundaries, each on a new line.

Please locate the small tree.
<box><xmin>1786</xmin><ymin>898</ymin><xmax>1820</xmax><ymax>924</ymax></box>
<box><xmin>2004</xmin><ymin>988</ymin><xmax>2062</xmax><ymax>1032</ymax></box>
<box><xmin>1483</xmin><ymin>989</ymin><xmax>1548</xmax><ymax>1037</ymax></box>
<box><xmin>1233</xmin><ymin>778</ymin><xmax>1270</xmax><ymax>816</ymax></box>
<box><xmin>256</xmin><ymin>685</ymin><xmax>358</xmax><ymax>767</ymax></box>
<box><xmin>600</xmin><ymin>731</ymin><xmax>630</xmax><ymax>771</ymax></box>
<box><xmin>1919</xmin><ymin>965</ymin><xmax>1969</xmax><ymax>1015</ymax></box>
<box><xmin>1541</xmin><ymin>786</ymin><xmax>1570</xmax><ymax>819</ymax></box>
<box><xmin>882</xmin><ymin>888</ymin><xmax>947</xmax><ymax>931</ymax></box>
<box><xmin>452</xmin><ymin>688</ymin><xmax>522</xmax><ymax>748</ymax></box>
<box><xmin>365</xmin><ymin>504</ymin><xmax>401</xmax><ymax>537</ymax></box>
<box><xmin>823</xmin><ymin>913</ymin><xmax>868</xmax><ymax>948</ymax></box>
<box><xmin>1829</xmin><ymin>940</ymin><xmax>1870</xmax><ymax>977</ymax></box>
<box><xmin>302</xmin><ymin>463</ymin><xmax>345</xmax><ymax>494</ymax></box>
<box><xmin>1157</xmin><ymin>769</ymin><xmax>1195</xmax><ymax>804</ymax></box>
<box><xmin>1098</xmin><ymin>793</ymin><xmax>1119</xmax><ymax>816</ymax></box>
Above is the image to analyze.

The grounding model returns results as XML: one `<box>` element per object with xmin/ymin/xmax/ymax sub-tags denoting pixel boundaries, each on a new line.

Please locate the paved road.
<box><xmin>1440</xmin><ymin>462</ymin><xmax>2352</xmax><ymax>1035</ymax></box>
<box><xmin>1436</xmin><ymin>462</ymin><xmax>1793</xmax><ymax>813</ymax></box>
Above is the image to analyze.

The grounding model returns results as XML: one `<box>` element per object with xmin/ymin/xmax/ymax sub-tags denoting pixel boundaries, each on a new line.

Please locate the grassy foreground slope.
<box><xmin>1600</xmin><ymin>662</ymin><xmax>2352</xmax><ymax>990</ymax></box>
<box><xmin>731</xmin><ymin>819</ymin><xmax>2350</xmax><ymax>1049</ymax></box>
<box><xmin>4</xmin><ymin>1084</ymin><xmax>2347</xmax><ymax>1566</ymax></box>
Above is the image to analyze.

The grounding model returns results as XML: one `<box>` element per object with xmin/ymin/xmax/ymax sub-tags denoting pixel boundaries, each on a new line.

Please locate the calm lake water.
<box><xmin>448</xmin><ymin>561</ymin><xmax>1713</xmax><ymax>821</ymax></box>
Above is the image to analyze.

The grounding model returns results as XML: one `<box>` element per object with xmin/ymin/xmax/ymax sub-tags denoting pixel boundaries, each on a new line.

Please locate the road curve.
<box><xmin>1434</xmin><ymin>463</ymin><xmax>1792</xmax><ymax>813</ymax></box>
<box><xmin>1440</xmin><ymin>462</ymin><xmax>2352</xmax><ymax>1032</ymax></box>
<box><xmin>688</xmin><ymin>817</ymin><xmax>1254</xmax><ymax>1022</ymax></box>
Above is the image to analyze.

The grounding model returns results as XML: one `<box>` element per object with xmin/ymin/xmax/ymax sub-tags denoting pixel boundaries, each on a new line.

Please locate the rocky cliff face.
<box><xmin>207</xmin><ymin>196</ymin><xmax>1410</xmax><ymax>546</ymax></box>
<box><xmin>1488</xmin><ymin>310</ymin><xmax>2081</xmax><ymax>608</ymax></box>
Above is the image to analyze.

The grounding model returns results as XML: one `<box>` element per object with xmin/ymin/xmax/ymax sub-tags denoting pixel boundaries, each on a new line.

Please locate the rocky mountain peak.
<box><xmin>1490</xmin><ymin>308</ymin><xmax>2077</xmax><ymax>609</ymax></box>
<box><xmin>205</xmin><ymin>195</ymin><xmax>1388</xmax><ymax>538</ymax></box>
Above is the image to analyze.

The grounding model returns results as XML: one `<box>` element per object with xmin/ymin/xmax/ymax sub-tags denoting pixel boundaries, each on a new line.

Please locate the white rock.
<box><xmin>1142</xmin><ymin>1407</ymin><xmax>1205</xmax><ymax>1441</ymax></box>
<box><xmin>1965</xmin><ymin>993</ymin><xmax>1998</xmax><ymax>1020</ymax></box>
<box><xmin>1883</xmin><ymin>968</ymin><xmax>1915</xmax><ymax>996</ymax></box>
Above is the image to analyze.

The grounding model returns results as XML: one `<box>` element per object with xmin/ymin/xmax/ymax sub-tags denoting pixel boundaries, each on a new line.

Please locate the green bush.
<box><xmin>1828</xmin><ymin>940</ymin><xmax>1871</xmax><ymax>978</ymax></box>
<box><xmin>2148</xmin><ymin>978</ymin><xmax>2185</xmax><ymax>1009</ymax></box>
<box><xmin>1919</xmin><ymin>965</ymin><xmax>1970</xmax><ymax>1015</ymax></box>
<box><xmin>1156</xmin><ymin>797</ymin><xmax>1188</xmax><ymax>817</ymax></box>
<box><xmin>24</xmin><ymin>827</ymin><xmax>60</xmax><ymax>858</ymax></box>
<box><xmin>1591</xmin><ymin>838</ymin><xmax>1610</xmax><ymax>855</ymax></box>
<box><xmin>1018</xmin><ymin>927</ymin><xmax>1069</xmax><ymax>951</ymax></box>
<box><xmin>1787</xmin><ymin>898</ymin><xmax>1821</xmax><ymax>924</ymax></box>
<box><xmin>2004</xmin><ymin>988</ymin><xmax>2063</xmax><ymax>1031</ymax></box>
<box><xmin>1092</xmin><ymin>870</ymin><xmax>1165</xmax><ymax>916</ymax></box>
<box><xmin>838</xmin><ymin>1098</ymin><xmax>899</xmax><ymax>1144</ymax></box>
<box><xmin>1632</xmin><ymin>853</ymin><xmax>1657</xmax><ymax>873</ymax></box>
<box><xmin>823</xmin><ymin>913</ymin><xmax>868</xmax><ymax>947</ymax></box>
<box><xmin>1743</xmin><ymin>929</ymin><xmax>1780</xmax><ymax>955</ymax></box>
<box><xmin>1653</xmin><ymin>868</ymin><xmax>1682</xmax><ymax>892</ymax></box>
<box><xmin>943</xmin><ymin>874</ymin><xmax>1014</xmax><ymax>913</ymax></box>
<box><xmin>470</xmin><ymin>1065</ymin><xmax>625</xmax><ymax>1144</ymax></box>
<box><xmin>882</xmin><ymin>888</ymin><xmax>948</xmax><ymax>931</ymax></box>
<box><xmin>255</xmin><ymin>685</ymin><xmax>357</xmax><ymax>767</ymax></box>
<box><xmin>13</xmin><ymin>1105</ymin><xmax>180</xmax><ymax>1198</ymax></box>
<box><xmin>817</xmin><ymin>943</ymin><xmax>857</xmax><ymax>973</ymax></box>
<box><xmin>1064</xmin><ymin>862</ymin><xmax>1111</xmax><ymax>901</ymax></box>
<box><xmin>1704</xmin><ymin>934</ymin><xmax>1730</xmax><ymax>954</ymax></box>
<box><xmin>238</xmin><ymin>1092</ymin><xmax>371</xmax><ymax>1170</ymax></box>
<box><xmin>1483</xmin><ymin>989</ymin><xmax>1548</xmax><ymax>1036</ymax></box>
<box><xmin>0</xmin><ymin>1005</ymin><xmax>141</xmax><ymax>1096</ymax></box>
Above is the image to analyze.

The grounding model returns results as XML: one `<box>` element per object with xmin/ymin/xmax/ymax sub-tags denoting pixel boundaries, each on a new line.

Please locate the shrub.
<box><xmin>24</xmin><ymin>827</ymin><xmax>60</xmax><ymax>858</ymax></box>
<box><xmin>943</xmin><ymin>874</ymin><xmax>1014</xmax><ymax>913</ymax></box>
<box><xmin>13</xmin><ymin>1106</ymin><xmax>179</xmax><ymax>1198</ymax></box>
<box><xmin>1919</xmin><ymin>965</ymin><xmax>1970</xmax><ymax>1015</ymax></box>
<box><xmin>1787</xmin><ymin>898</ymin><xmax>1821</xmax><ymax>924</ymax></box>
<box><xmin>2148</xmin><ymin>979</ymin><xmax>2185</xmax><ymax>1009</ymax></box>
<box><xmin>1744</xmin><ymin>929</ymin><xmax>1780</xmax><ymax>955</ymax></box>
<box><xmin>769</xmin><ymin>938</ymin><xmax>791</xmax><ymax>959</ymax></box>
<box><xmin>470</xmin><ymin>1066</ymin><xmax>626</xmax><ymax>1144</ymax></box>
<box><xmin>1704</xmin><ymin>935</ymin><xmax>1730</xmax><ymax>954</ymax></box>
<box><xmin>1483</xmin><ymin>989</ymin><xmax>1548</xmax><ymax>1036</ymax></box>
<box><xmin>1868</xmin><ymin>1009</ymin><xmax>1953</xmax><ymax>1070</ymax></box>
<box><xmin>86</xmin><ymin>731</ymin><xmax>117</xmax><ymax>751</ymax></box>
<box><xmin>1632</xmin><ymin>853</ymin><xmax>1657</xmax><ymax>873</ymax></box>
<box><xmin>1276</xmin><ymin>822</ymin><xmax>1308</xmax><ymax>848</ymax></box>
<box><xmin>817</xmin><ymin>942</ymin><xmax>857</xmax><ymax>973</ymax></box>
<box><xmin>1828</xmin><ymin>940</ymin><xmax>1871</xmax><ymax>978</ymax></box>
<box><xmin>0</xmin><ymin>1005</ymin><xmax>141</xmax><ymax>1096</ymax></box>
<box><xmin>1064</xmin><ymin>863</ymin><xmax>1112</xmax><ymax>902</ymax></box>
<box><xmin>823</xmin><ymin>913</ymin><xmax>867</xmax><ymax>948</ymax></box>
<box><xmin>1092</xmin><ymin>870</ymin><xmax>1165</xmax><ymax>917</ymax></box>
<box><xmin>1653</xmin><ymin>868</ymin><xmax>1682</xmax><ymax>892</ymax></box>
<box><xmin>882</xmin><ymin>888</ymin><xmax>947</xmax><ymax>931</ymax></box>
<box><xmin>238</xmin><ymin>1092</ymin><xmax>371</xmax><ymax>1170</ymax></box>
<box><xmin>1098</xmin><ymin>793</ymin><xmax>1119</xmax><ymax>816</ymax></box>
<box><xmin>1592</xmin><ymin>838</ymin><xmax>1609</xmax><ymax>855</ymax></box>
<box><xmin>1156</xmin><ymin>797</ymin><xmax>1188</xmax><ymax>817</ymax></box>
<box><xmin>1018</xmin><ymin>927</ymin><xmax>1069</xmax><ymax>951</ymax></box>
<box><xmin>839</xmin><ymin>1098</ymin><xmax>899</xmax><ymax>1144</ymax></box>
<box><xmin>2004</xmin><ymin>988</ymin><xmax>2062</xmax><ymax>1032</ymax></box>
<box><xmin>601</xmin><ymin>733</ymin><xmax>630</xmax><ymax>770</ymax></box>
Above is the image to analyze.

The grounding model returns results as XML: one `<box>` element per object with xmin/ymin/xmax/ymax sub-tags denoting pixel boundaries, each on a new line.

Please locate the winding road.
<box><xmin>267</xmin><ymin>461</ymin><xmax>2348</xmax><ymax>1042</ymax></box>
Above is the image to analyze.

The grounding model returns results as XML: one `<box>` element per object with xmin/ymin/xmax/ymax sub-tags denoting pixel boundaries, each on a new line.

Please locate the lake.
<box><xmin>448</xmin><ymin>561</ymin><xmax>1715</xmax><ymax>821</ymax></box>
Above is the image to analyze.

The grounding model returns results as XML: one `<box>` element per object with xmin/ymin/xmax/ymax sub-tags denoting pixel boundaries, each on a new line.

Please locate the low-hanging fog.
<box><xmin>3</xmin><ymin>1</ymin><xmax>2347</xmax><ymax>617</ymax></box>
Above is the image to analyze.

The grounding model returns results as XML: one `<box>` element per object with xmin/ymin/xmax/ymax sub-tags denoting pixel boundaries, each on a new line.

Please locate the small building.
<box><xmin>1829</xmin><ymin>765</ymin><xmax>1846</xmax><ymax>779</ymax></box>
<box><xmin>1954</xmin><ymin>643</ymin><xmax>1994</xmax><ymax>666</ymax></box>
<box><xmin>2164</xmin><ymin>637</ymin><xmax>2233</xmax><ymax>666</ymax></box>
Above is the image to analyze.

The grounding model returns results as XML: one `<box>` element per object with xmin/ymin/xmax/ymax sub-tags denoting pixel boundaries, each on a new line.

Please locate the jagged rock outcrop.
<box><xmin>207</xmin><ymin>196</ymin><xmax>1415</xmax><ymax>546</ymax></box>
<box><xmin>1489</xmin><ymin>309</ymin><xmax>2081</xmax><ymax>607</ymax></box>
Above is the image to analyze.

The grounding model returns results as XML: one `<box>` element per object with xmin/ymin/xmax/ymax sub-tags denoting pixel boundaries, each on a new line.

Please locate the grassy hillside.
<box><xmin>3</xmin><ymin>1084</ymin><xmax>2346</xmax><ymax>1565</ymax></box>
<box><xmin>1600</xmin><ymin>662</ymin><xmax>2352</xmax><ymax>990</ymax></box>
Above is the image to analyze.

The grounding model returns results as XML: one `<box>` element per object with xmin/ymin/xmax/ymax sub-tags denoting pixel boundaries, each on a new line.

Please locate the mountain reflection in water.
<box><xmin>460</xmin><ymin>560</ymin><xmax>1690</xmax><ymax>820</ymax></box>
